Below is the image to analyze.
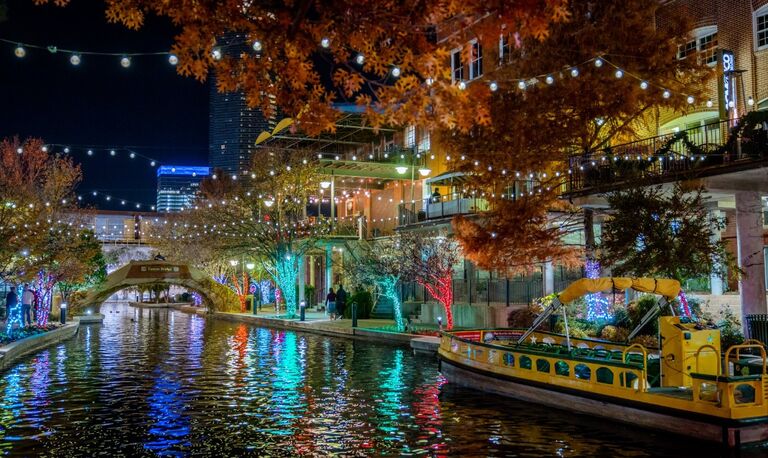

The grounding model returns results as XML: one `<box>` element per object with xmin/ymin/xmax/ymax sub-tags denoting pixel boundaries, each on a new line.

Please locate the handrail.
<box><xmin>695</xmin><ymin>345</ymin><xmax>721</xmax><ymax>377</ymax></box>
<box><xmin>725</xmin><ymin>344</ymin><xmax>768</xmax><ymax>376</ymax></box>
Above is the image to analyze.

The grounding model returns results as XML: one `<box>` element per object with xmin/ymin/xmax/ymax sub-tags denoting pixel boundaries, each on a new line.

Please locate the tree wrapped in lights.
<box><xmin>447</xmin><ymin>0</ymin><xmax>711</xmax><ymax>272</ymax></box>
<box><xmin>345</xmin><ymin>236</ymin><xmax>415</xmax><ymax>332</ymax></box>
<box><xmin>584</xmin><ymin>259</ymin><xmax>612</xmax><ymax>321</ymax></box>
<box><xmin>39</xmin><ymin>0</ymin><xmax>570</xmax><ymax>134</ymax></box>
<box><xmin>406</xmin><ymin>233</ymin><xmax>462</xmax><ymax>330</ymax></box>
<box><xmin>152</xmin><ymin>147</ymin><xmax>326</xmax><ymax>318</ymax></box>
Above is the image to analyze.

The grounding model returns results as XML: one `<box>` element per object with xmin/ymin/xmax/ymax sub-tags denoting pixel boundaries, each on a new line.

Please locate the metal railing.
<box><xmin>566</xmin><ymin>116</ymin><xmax>768</xmax><ymax>196</ymax></box>
<box><xmin>398</xmin><ymin>193</ymin><xmax>491</xmax><ymax>226</ymax></box>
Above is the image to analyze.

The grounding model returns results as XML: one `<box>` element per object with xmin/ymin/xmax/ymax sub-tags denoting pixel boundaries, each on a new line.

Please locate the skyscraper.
<box><xmin>208</xmin><ymin>34</ymin><xmax>276</xmax><ymax>174</ymax></box>
<box><xmin>156</xmin><ymin>166</ymin><xmax>210</xmax><ymax>212</ymax></box>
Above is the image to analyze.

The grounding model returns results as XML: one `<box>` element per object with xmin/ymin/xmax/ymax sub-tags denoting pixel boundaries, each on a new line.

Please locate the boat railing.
<box><xmin>622</xmin><ymin>344</ymin><xmax>649</xmax><ymax>391</ymax></box>
<box><xmin>442</xmin><ymin>334</ymin><xmax>648</xmax><ymax>393</ymax></box>
<box><xmin>726</xmin><ymin>341</ymin><xmax>768</xmax><ymax>375</ymax></box>
<box><xmin>689</xmin><ymin>343</ymin><xmax>767</xmax><ymax>410</ymax></box>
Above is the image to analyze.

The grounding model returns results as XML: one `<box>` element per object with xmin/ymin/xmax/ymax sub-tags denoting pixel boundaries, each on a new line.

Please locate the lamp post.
<box><xmin>246</xmin><ymin>262</ymin><xmax>256</xmax><ymax>314</ymax></box>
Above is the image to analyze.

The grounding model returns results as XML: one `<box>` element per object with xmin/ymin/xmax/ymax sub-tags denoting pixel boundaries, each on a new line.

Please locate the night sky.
<box><xmin>0</xmin><ymin>0</ymin><xmax>209</xmax><ymax>209</ymax></box>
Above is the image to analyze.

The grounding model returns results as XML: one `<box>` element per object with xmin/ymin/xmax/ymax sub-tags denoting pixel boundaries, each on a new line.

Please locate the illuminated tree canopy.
<box><xmin>37</xmin><ymin>0</ymin><xmax>570</xmax><ymax>134</ymax></box>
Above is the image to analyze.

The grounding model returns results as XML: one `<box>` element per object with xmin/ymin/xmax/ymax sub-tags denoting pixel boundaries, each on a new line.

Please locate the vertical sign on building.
<box><xmin>718</xmin><ymin>49</ymin><xmax>736</xmax><ymax>123</ymax></box>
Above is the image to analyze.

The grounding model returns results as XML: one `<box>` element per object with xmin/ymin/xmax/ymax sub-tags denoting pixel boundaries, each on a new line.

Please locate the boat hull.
<box><xmin>440</xmin><ymin>356</ymin><xmax>768</xmax><ymax>447</ymax></box>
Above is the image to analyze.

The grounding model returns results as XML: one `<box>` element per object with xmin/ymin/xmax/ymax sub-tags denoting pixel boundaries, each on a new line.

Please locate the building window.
<box><xmin>499</xmin><ymin>33</ymin><xmax>510</xmax><ymax>64</ymax></box>
<box><xmin>418</xmin><ymin>131</ymin><xmax>431</xmax><ymax>153</ymax></box>
<box><xmin>677</xmin><ymin>26</ymin><xmax>717</xmax><ymax>65</ymax></box>
<box><xmin>451</xmin><ymin>48</ymin><xmax>463</xmax><ymax>83</ymax></box>
<box><xmin>404</xmin><ymin>125</ymin><xmax>416</xmax><ymax>148</ymax></box>
<box><xmin>469</xmin><ymin>40</ymin><xmax>483</xmax><ymax>79</ymax></box>
<box><xmin>757</xmin><ymin>6</ymin><xmax>768</xmax><ymax>50</ymax></box>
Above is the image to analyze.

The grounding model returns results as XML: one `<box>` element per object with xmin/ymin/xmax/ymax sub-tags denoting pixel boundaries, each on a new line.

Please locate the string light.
<box><xmin>457</xmin><ymin>81</ymin><xmax>466</xmax><ymax>90</ymax></box>
<box><xmin>489</xmin><ymin>81</ymin><xmax>498</xmax><ymax>91</ymax></box>
<box><xmin>355</xmin><ymin>53</ymin><xmax>364</xmax><ymax>65</ymax></box>
<box><xmin>594</xmin><ymin>58</ymin><xmax>603</xmax><ymax>67</ymax></box>
<box><xmin>391</xmin><ymin>66</ymin><xmax>401</xmax><ymax>77</ymax></box>
<box><xmin>14</xmin><ymin>44</ymin><xmax>25</xmax><ymax>58</ymax></box>
<box><xmin>570</xmin><ymin>68</ymin><xmax>579</xmax><ymax>77</ymax></box>
<box><xmin>614</xmin><ymin>69</ymin><xmax>623</xmax><ymax>79</ymax></box>
<box><xmin>252</xmin><ymin>40</ymin><xmax>263</xmax><ymax>52</ymax></box>
<box><xmin>168</xmin><ymin>54</ymin><xmax>178</xmax><ymax>65</ymax></box>
<box><xmin>545</xmin><ymin>75</ymin><xmax>554</xmax><ymax>85</ymax></box>
<box><xmin>639</xmin><ymin>81</ymin><xmax>648</xmax><ymax>90</ymax></box>
<box><xmin>120</xmin><ymin>56</ymin><xmax>131</xmax><ymax>68</ymax></box>
<box><xmin>70</xmin><ymin>54</ymin><xmax>81</xmax><ymax>66</ymax></box>
<box><xmin>320</xmin><ymin>37</ymin><xmax>331</xmax><ymax>48</ymax></box>
<box><xmin>211</xmin><ymin>48</ymin><xmax>222</xmax><ymax>60</ymax></box>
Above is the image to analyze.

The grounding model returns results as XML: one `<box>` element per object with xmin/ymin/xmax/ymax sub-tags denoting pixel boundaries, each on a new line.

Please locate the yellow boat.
<box><xmin>438</xmin><ymin>277</ymin><xmax>768</xmax><ymax>448</ymax></box>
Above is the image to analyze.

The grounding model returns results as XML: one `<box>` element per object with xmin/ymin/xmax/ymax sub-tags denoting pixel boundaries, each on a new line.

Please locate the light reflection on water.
<box><xmin>0</xmin><ymin>304</ymin><xmax>756</xmax><ymax>457</ymax></box>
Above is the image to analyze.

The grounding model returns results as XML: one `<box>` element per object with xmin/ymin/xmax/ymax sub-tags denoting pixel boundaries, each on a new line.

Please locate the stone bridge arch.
<box><xmin>74</xmin><ymin>260</ymin><xmax>240</xmax><ymax>314</ymax></box>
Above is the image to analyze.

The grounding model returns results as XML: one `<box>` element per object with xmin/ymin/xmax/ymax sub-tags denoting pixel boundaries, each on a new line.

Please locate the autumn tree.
<box><xmin>599</xmin><ymin>182</ymin><xmax>736</xmax><ymax>286</ymax></box>
<box><xmin>36</xmin><ymin>0</ymin><xmax>570</xmax><ymax>134</ymax></box>
<box><xmin>448</xmin><ymin>0</ymin><xmax>711</xmax><ymax>272</ymax></box>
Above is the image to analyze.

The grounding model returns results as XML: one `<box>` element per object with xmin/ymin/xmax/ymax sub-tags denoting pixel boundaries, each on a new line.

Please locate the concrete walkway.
<box><xmin>172</xmin><ymin>304</ymin><xmax>433</xmax><ymax>347</ymax></box>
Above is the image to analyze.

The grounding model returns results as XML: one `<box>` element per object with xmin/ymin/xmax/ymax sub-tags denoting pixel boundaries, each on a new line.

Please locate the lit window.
<box><xmin>677</xmin><ymin>26</ymin><xmax>717</xmax><ymax>65</ymax></box>
<box><xmin>418</xmin><ymin>131</ymin><xmax>431</xmax><ymax>153</ymax></box>
<box><xmin>451</xmin><ymin>48</ymin><xmax>463</xmax><ymax>83</ymax></box>
<box><xmin>757</xmin><ymin>8</ymin><xmax>768</xmax><ymax>50</ymax></box>
<box><xmin>404</xmin><ymin>125</ymin><xmax>416</xmax><ymax>148</ymax></box>
<box><xmin>469</xmin><ymin>40</ymin><xmax>483</xmax><ymax>79</ymax></box>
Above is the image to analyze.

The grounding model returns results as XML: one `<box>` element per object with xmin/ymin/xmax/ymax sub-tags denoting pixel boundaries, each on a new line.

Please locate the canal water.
<box><xmin>0</xmin><ymin>304</ymin><xmax>759</xmax><ymax>457</ymax></box>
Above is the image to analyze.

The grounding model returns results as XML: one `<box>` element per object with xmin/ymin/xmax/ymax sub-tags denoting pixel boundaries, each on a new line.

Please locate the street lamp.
<box><xmin>418</xmin><ymin>168</ymin><xmax>431</xmax><ymax>177</ymax></box>
<box><xmin>229</xmin><ymin>259</ymin><xmax>238</xmax><ymax>267</ymax></box>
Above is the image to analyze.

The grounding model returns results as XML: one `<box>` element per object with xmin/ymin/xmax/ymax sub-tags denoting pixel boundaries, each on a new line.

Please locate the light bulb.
<box><xmin>129</xmin><ymin>152</ymin><xmax>135</xmax><ymax>158</ymax></box>
<box><xmin>545</xmin><ymin>75</ymin><xmax>554</xmax><ymax>85</ymax></box>
<box><xmin>594</xmin><ymin>58</ymin><xmax>603</xmax><ymax>67</ymax></box>
<box><xmin>706</xmin><ymin>99</ymin><xmax>713</xmax><ymax>108</ymax></box>
<box><xmin>14</xmin><ymin>45</ymin><xmax>25</xmax><ymax>58</ymax></box>
<box><xmin>320</xmin><ymin>37</ymin><xmax>331</xmax><ymax>48</ymax></box>
<box><xmin>150</xmin><ymin>161</ymin><xmax>156</xmax><ymax>166</ymax></box>
<box><xmin>518</xmin><ymin>80</ymin><xmax>526</xmax><ymax>90</ymax></box>
<box><xmin>110</xmin><ymin>149</ymin><xmax>116</xmax><ymax>156</ymax></box>
<box><xmin>425</xmin><ymin>77</ymin><xmax>434</xmax><ymax>86</ymax></box>
<box><xmin>70</xmin><ymin>54</ymin><xmax>81</xmax><ymax>66</ymax></box>
<box><xmin>457</xmin><ymin>81</ymin><xmax>466</xmax><ymax>90</ymax></box>
<box><xmin>211</xmin><ymin>48</ymin><xmax>222</xmax><ymax>60</ymax></box>
<box><xmin>640</xmin><ymin>81</ymin><xmax>648</xmax><ymax>90</ymax></box>
<box><xmin>120</xmin><ymin>56</ymin><xmax>131</xmax><ymax>68</ymax></box>
<box><xmin>391</xmin><ymin>67</ymin><xmax>401</xmax><ymax>77</ymax></box>
<box><xmin>252</xmin><ymin>40</ymin><xmax>262</xmax><ymax>52</ymax></box>
<box><xmin>614</xmin><ymin>69</ymin><xmax>623</xmax><ymax>79</ymax></box>
<box><xmin>748</xmin><ymin>96</ymin><xmax>755</xmax><ymax>106</ymax></box>
<box><xmin>570</xmin><ymin>68</ymin><xmax>579</xmax><ymax>77</ymax></box>
<box><xmin>87</xmin><ymin>149</ymin><xmax>93</xmax><ymax>155</ymax></box>
<box><xmin>168</xmin><ymin>54</ymin><xmax>178</xmax><ymax>65</ymax></box>
<box><xmin>686</xmin><ymin>95</ymin><xmax>694</xmax><ymax>105</ymax></box>
<box><xmin>355</xmin><ymin>53</ymin><xmax>364</xmax><ymax>65</ymax></box>
<box><xmin>489</xmin><ymin>81</ymin><xmax>498</xmax><ymax>91</ymax></box>
<box><xmin>662</xmin><ymin>90</ymin><xmax>671</xmax><ymax>99</ymax></box>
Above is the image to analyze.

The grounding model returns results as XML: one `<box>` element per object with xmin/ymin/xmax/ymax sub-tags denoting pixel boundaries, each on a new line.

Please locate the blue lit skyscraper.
<box><xmin>156</xmin><ymin>166</ymin><xmax>210</xmax><ymax>213</ymax></box>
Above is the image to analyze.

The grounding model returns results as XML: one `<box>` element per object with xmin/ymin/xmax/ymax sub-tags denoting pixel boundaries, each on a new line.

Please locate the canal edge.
<box><xmin>0</xmin><ymin>321</ymin><xmax>80</xmax><ymax>372</ymax></box>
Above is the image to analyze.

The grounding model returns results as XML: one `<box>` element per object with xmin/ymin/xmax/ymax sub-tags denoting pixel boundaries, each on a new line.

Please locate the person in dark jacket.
<box><xmin>5</xmin><ymin>289</ymin><xmax>18</xmax><ymax>321</ymax></box>
<box><xmin>335</xmin><ymin>284</ymin><xmax>347</xmax><ymax>320</ymax></box>
<box><xmin>325</xmin><ymin>288</ymin><xmax>337</xmax><ymax>319</ymax></box>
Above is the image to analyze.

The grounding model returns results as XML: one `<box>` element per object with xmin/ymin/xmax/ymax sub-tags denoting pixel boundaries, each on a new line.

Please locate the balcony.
<box><xmin>398</xmin><ymin>192</ymin><xmax>490</xmax><ymax>227</ymax></box>
<box><xmin>565</xmin><ymin>116</ymin><xmax>768</xmax><ymax>197</ymax></box>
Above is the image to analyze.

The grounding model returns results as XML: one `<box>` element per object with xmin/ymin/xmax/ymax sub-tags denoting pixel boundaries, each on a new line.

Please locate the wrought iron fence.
<box><xmin>566</xmin><ymin>113</ymin><xmax>768</xmax><ymax>195</ymax></box>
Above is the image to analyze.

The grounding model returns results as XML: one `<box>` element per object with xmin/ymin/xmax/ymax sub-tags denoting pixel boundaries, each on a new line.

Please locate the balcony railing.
<box><xmin>566</xmin><ymin>114</ymin><xmax>768</xmax><ymax>196</ymax></box>
<box><xmin>398</xmin><ymin>192</ymin><xmax>490</xmax><ymax>226</ymax></box>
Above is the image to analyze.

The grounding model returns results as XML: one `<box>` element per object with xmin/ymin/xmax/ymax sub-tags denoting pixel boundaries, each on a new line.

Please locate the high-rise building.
<box><xmin>208</xmin><ymin>34</ymin><xmax>276</xmax><ymax>174</ymax></box>
<box><xmin>156</xmin><ymin>166</ymin><xmax>210</xmax><ymax>213</ymax></box>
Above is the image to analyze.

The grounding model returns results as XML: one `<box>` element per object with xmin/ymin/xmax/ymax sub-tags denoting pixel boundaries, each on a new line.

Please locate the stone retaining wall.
<box><xmin>0</xmin><ymin>322</ymin><xmax>79</xmax><ymax>372</ymax></box>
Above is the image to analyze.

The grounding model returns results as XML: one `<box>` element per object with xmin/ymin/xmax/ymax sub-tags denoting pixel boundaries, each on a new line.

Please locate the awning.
<box><xmin>557</xmin><ymin>277</ymin><xmax>681</xmax><ymax>304</ymax></box>
<box><xmin>425</xmin><ymin>171</ymin><xmax>470</xmax><ymax>186</ymax></box>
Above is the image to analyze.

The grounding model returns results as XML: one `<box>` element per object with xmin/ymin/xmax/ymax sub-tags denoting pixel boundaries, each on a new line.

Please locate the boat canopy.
<box><xmin>558</xmin><ymin>277</ymin><xmax>681</xmax><ymax>304</ymax></box>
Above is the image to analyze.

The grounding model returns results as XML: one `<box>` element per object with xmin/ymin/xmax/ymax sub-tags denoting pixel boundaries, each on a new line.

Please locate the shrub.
<box><xmin>344</xmin><ymin>289</ymin><xmax>373</xmax><ymax>319</ymax></box>
<box><xmin>717</xmin><ymin>308</ymin><xmax>744</xmax><ymax>350</ymax></box>
<box><xmin>508</xmin><ymin>304</ymin><xmax>542</xmax><ymax>328</ymax></box>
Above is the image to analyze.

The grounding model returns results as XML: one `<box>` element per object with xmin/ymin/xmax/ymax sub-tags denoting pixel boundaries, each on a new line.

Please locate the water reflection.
<box><xmin>0</xmin><ymin>305</ymin><xmax>750</xmax><ymax>457</ymax></box>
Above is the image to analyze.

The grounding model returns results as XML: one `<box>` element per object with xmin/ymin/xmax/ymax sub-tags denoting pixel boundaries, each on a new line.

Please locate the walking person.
<box><xmin>4</xmin><ymin>288</ymin><xmax>18</xmax><ymax>322</ymax></box>
<box><xmin>21</xmin><ymin>284</ymin><xmax>34</xmax><ymax>327</ymax></box>
<box><xmin>325</xmin><ymin>288</ymin><xmax>337</xmax><ymax>320</ymax></box>
<box><xmin>335</xmin><ymin>284</ymin><xmax>347</xmax><ymax>320</ymax></box>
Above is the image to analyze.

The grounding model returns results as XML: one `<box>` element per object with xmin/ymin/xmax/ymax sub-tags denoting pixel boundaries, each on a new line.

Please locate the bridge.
<box><xmin>74</xmin><ymin>260</ymin><xmax>240</xmax><ymax>314</ymax></box>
